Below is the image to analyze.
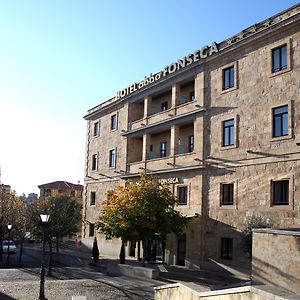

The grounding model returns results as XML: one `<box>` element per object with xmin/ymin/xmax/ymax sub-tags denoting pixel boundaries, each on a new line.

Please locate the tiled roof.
<box><xmin>38</xmin><ymin>181</ymin><xmax>83</xmax><ymax>190</ymax></box>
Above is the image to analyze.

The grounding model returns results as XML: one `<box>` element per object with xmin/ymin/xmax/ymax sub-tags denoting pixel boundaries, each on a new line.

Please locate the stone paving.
<box><xmin>0</xmin><ymin>245</ymin><xmax>250</xmax><ymax>300</ymax></box>
<box><xmin>0</xmin><ymin>268</ymin><xmax>158</xmax><ymax>300</ymax></box>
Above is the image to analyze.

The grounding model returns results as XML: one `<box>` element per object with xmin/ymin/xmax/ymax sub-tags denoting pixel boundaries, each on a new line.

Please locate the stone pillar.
<box><xmin>194</xmin><ymin>118</ymin><xmax>203</xmax><ymax>160</ymax></box>
<box><xmin>170</xmin><ymin>125</ymin><xmax>179</xmax><ymax>156</ymax></box>
<box><xmin>144</xmin><ymin>96</ymin><xmax>152</xmax><ymax>118</ymax></box>
<box><xmin>142</xmin><ymin>133</ymin><xmax>151</xmax><ymax>161</ymax></box>
<box><xmin>171</xmin><ymin>84</ymin><xmax>180</xmax><ymax>108</ymax></box>
<box><xmin>194</xmin><ymin>73</ymin><xmax>204</xmax><ymax>107</ymax></box>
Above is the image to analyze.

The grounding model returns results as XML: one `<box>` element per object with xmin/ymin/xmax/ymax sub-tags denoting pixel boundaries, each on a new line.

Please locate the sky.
<box><xmin>0</xmin><ymin>0</ymin><xmax>299</xmax><ymax>196</ymax></box>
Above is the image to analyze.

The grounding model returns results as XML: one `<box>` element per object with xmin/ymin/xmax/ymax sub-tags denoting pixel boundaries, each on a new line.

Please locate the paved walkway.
<box><xmin>0</xmin><ymin>244</ymin><xmax>250</xmax><ymax>300</ymax></box>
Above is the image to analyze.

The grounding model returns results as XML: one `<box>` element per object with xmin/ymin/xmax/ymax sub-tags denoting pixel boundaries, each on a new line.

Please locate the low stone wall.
<box><xmin>252</xmin><ymin>228</ymin><xmax>300</xmax><ymax>293</ymax></box>
<box><xmin>107</xmin><ymin>263</ymin><xmax>159</xmax><ymax>279</ymax></box>
<box><xmin>154</xmin><ymin>283</ymin><xmax>300</xmax><ymax>300</ymax></box>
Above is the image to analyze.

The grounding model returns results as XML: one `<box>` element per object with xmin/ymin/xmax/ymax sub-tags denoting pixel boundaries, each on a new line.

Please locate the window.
<box><xmin>111</xmin><ymin>114</ymin><xmax>118</xmax><ymax>130</ymax></box>
<box><xmin>272</xmin><ymin>45</ymin><xmax>287</xmax><ymax>73</ymax></box>
<box><xmin>70</xmin><ymin>190</ymin><xmax>75</xmax><ymax>197</ymax></box>
<box><xmin>221</xmin><ymin>237</ymin><xmax>233</xmax><ymax>260</ymax></box>
<box><xmin>273</xmin><ymin>180</ymin><xmax>289</xmax><ymax>205</ymax></box>
<box><xmin>89</xmin><ymin>223</ymin><xmax>95</xmax><ymax>237</ymax></box>
<box><xmin>273</xmin><ymin>106</ymin><xmax>288</xmax><ymax>137</ymax></box>
<box><xmin>109</xmin><ymin>149</ymin><xmax>116</xmax><ymax>168</ymax></box>
<box><xmin>93</xmin><ymin>121</ymin><xmax>100</xmax><ymax>137</ymax></box>
<box><xmin>223</xmin><ymin>119</ymin><xmax>234</xmax><ymax>146</ymax></box>
<box><xmin>161</xmin><ymin>101</ymin><xmax>169</xmax><ymax>111</ymax></box>
<box><xmin>161</xmin><ymin>142</ymin><xmax>167</xmax><ymax>158</ymax></box>
<box><xmin>189</xmin><ymin>91</ymin><xmax>195</xmax><ymax>101</ymax></box>
<box><xmin>223</xmin><ymin>66</ymin><xmax>234</xmax><ymax>90</ymax></box>
<box><xmin>44</xmin><ymin>189</ymin><xmax>52</xmax><ymax>198</ymax></box>
<box><xmin>92</xmin><ymin>153</ymin><xmax>98</xmax><ymax>171</ymax></box>
<box><xmin>221</xmin><ymin>183</ymin><xmax>234</xmax><ymax>205</ymax></box>
<box><xmin>188</xmin><ymin>135</ymin><xmax>194</xmax><ymax>152</ymax></box>
<box><xmin>178</xmin><ymin>186</ymin><xmax>188</xmax><ymax>205</ymax></box>
<box><xmin>90</xmin><ymin>192</ymin><xmax>96</xmax><ymax>205</ymax></box>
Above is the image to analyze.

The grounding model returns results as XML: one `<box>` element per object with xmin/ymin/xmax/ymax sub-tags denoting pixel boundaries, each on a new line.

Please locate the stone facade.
<box><xmin>252</xmin><ymin>228</ymin><xmax>300</xmax><ymax>293</ymax></box>
<box><xmin>83</xmin><ymin>4</ymin><xmax>300</xmax><ymax>272</ymax></box>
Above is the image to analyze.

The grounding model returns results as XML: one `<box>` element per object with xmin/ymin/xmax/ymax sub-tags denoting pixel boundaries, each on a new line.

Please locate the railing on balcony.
<box><xmin>149</xmin><ymin>151</ymin><xmax>159</xmax><ymax>160</ymax></box>
<box><xmin>178</xmin><ymin>144</ymin><xmax>194</xmax><ymax>155</ymax></box>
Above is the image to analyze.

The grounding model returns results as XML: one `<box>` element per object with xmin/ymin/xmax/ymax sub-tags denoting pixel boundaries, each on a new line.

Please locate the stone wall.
<box><xmin>252</xmin><ymin>228</ymin><xmax>300</xmax><ymax>293</ymax></box>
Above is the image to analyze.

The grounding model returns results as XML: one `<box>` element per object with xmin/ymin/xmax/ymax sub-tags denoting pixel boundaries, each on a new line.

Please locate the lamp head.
<box><xmin>7</xmin><ymin>224</ymin><xmax>12</xmax><ymax>230</ymax></box>
<box><xmin>40</xmin><ymin>214</ymin><xmax>50</xmax><ymax>223</ymax></box>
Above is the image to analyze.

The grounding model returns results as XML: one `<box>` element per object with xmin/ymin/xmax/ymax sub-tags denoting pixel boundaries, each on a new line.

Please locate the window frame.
<box><xmin>88</xmin><ymin>223</ymin><xmax>95</xmax><ymax>237</ymax></box>
<box><xmin>91</xmin><ymin>153</ymin><xmax>98</xmax><ymax>171</ymax></box>
<box><xmin>93</xmin><ymin>121</ymin><xmax>100</xmax><ymax>137</ymax></box>
<box><xmin>90</xmin><ymin>191</ymin><xmax>96</xmax><ymax>206</ymax></box>
<box><xmin>188</xmin><ymin>135</ymin><xmax>194</xmax><ymax>152</ymax></box>
<box><xmin>110</xmin><ymin>114</ymin><xmax>118</xmax><ymax>131</ymax></box>
<box><xmin>109</xmin><ymin>148</ymin><xmax>117</xmax><ymax>168</ymax></box>
<box><xmin>221</xmin><ymin>183</ymin><xmax>234</xmax><ymax>206</ymax></box>
<box><xmin>161</xmin><ymin>101</ymin><xmax>169</xmax><ymax>111</ymax></box>
<box><xmin>272</xmin><ymin>105</ymin><xmax>288</xmax><ymax>138</ymax></box>
<box><xmin>272</xmin><ymin>180</ymin><xmax>289</xmax><ymax>206</ymax></box>
<box><xmin>269</xmin><ymin>38</ymin><xmax>292</xmax><ymax>77</ymax></box>
<box><xmin>223</xmin><ymin>119</ymin><xmax>235</xmax><ymax>147</ymax></box>
<box><xmin>221</xmin><ymin>237</ymin><xmax>233</xmax><ymax>260</ymax></box>
<box><xmin>223</xmin><ymin>65</ymin><xmax>235</xmax><ymax>90</ymax></box>
<box><xmin>160</xmin><ymin>141</ymin><xmax>167</xmax><ymax>158</ymax></box>
<box><xmin>177</xmin><ymin>186</ymin><xmax>188</xmax><ymax>205</ymax></box>
<box><xmin>272</xmin><ymin>44</ymin><xmax>288</xmax><ymax>73</ymax></box>
<box><xmin>189</xmin><ymin>91</ymin><xmax>195</xmax><ymax>102</ymax></box>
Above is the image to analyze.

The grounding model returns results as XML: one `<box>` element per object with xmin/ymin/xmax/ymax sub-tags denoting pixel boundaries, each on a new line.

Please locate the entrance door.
<box><xmin>177</xmin><ymin>234</ymin><xmax>186</xmax><ymax>266</ymax></box>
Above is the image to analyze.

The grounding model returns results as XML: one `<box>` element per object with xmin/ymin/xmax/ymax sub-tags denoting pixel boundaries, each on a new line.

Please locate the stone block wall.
<box><xmin>252</xmin><ymin>228</ymin><xmax>300</xmax><ymax>293</ymax></box>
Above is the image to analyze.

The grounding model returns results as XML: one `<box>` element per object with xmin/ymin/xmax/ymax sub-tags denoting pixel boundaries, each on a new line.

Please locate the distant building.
<box><xmin>38</xmin><ymin>181</ymin><xmax>83</xmax><ymax>200</ymax></box>
<box><xmin>21</xmin><ymin>193</ymin><xmax>38</xmax><ymax>206</ymax></box>
<box><xmin>0</xmin><ymin>184</ymin><xmax>11</xmax><ymax>194</ymax></box>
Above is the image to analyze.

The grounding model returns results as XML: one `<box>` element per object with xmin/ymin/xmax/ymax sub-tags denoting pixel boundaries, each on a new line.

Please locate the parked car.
<box><xmin>2</xmin><ymin>240</ymin><xmax>17</xmax><ymax>253</ymax></box>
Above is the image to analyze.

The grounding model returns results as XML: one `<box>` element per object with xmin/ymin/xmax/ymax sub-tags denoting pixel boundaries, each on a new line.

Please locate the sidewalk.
<box><xmin>24</xmin><ymin>243</ymin><xmax>249</xmax><ymax>289</ymax></box>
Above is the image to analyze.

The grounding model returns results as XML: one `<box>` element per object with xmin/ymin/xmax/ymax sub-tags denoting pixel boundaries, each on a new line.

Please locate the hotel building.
<box><xmin>83</xmin><ymin>4</ymin><xmax>300</xmax><ymax>272</ymax></box>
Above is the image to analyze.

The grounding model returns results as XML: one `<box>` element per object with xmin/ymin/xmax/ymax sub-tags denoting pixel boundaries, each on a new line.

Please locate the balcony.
<box><xmin>126</xmin><ymin>79</ymin><xmax>199</xmax><ymax>134</ymax></box>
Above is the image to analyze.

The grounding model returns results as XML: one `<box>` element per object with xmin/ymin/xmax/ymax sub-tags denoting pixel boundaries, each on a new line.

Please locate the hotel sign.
<box><xmin>158</xmin><ymin>177</ymin><xmax>179</xmax><ymax>185</ymax></box>
<box><xmin>115</xmin><ymin>42</ymin><xmax>219</xmax><ymax>100</ymax></box>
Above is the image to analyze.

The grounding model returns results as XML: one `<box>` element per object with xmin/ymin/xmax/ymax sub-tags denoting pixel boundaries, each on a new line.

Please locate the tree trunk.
<box><xmin>137</xmin><ymin>240</ymin><xmax>141</xmax><ymax>261</ymax></box>
<box><xmin>18</xmin><ymin>237</ymin><xmax>23</xmax><ymax>267</ymax></box>
<box><xmin>47</xmin><ymin>239</ymin><xmax>53</xmax><ymax>276</ymax></box>
<box><xmin>142</xmin><ymin>240</ymin><xmax>146</xmax><ymax>267</ymax></box>
<box><xmin>0</xmin><ymin>231</ymin><xmax>3</xmax><ymax>261</ymax></box>
<box><xmin>119</xmin><ymin>240</ymin><xmax>125</xmax><ymax>264</ymax></box>
<box><xmin>56</xmin><ymin>236</ymin><xmax>59</xmax><ymax>253</ymax></box>
<box><xmin>162</xmin><ymin>240</ymin><xmax>166</xmax><ymax>264</ymax></box>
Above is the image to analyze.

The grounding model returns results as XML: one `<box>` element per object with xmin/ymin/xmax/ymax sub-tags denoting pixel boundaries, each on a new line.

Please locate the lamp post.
<box><xmin>6</xmin><ymin>224</ymin><xmax>12</xmax><ymax>268</ymax></box>
<box><xmin>38</xmin><ymin>214</ymin><xmax>50</xmax><ymax>300</ymax></box>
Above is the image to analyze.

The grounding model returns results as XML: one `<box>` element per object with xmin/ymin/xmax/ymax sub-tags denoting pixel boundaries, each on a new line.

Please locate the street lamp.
<box><xmin>6</xmin><ymin>224</ymin><xmax>12</xmax><ymax>268</ymax></box>
<box><xmin>38</xmin><ymin>214</ymin><xmax>50</xmax><ymax>300</ymax></box>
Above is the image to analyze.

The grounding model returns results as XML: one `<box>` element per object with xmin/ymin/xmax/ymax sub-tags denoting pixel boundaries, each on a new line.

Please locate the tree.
<box><xmin>32</xmin><ymin>195</ymin><xmax>82</xmax><ymax>274</ymax></box>
<box><xmin>242</xmin><ymin>215</ymin><xmax>275</xmax><ymax>257</ymax></box>
<box><xmin>97</xmin><ymin>174</ymin><xmax>186</xmax><ymax>264</ymax></box>
<box><xmin>0</xmin><ymin>187</ymin><xmax>32</xmax><ymax>265</ymax></box>
<box><xmin>92</xmin><ymin>237</ymin><xmax>99</xmax><ymax>263</ymax></box>
<box><xmin>8</xmin><ymin>196</ymin><xmax>32</xmax><ymax>267</ymax></box>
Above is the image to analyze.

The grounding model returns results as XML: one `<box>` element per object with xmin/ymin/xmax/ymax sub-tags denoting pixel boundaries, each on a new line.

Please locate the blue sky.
<box><xmin>0</xmin><ymin>0</ymin><xmax>298</xmax><ymax>195</ymax></box>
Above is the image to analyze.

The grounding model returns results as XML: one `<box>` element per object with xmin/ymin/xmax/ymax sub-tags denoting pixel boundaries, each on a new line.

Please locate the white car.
<box><xmin>2</xmin><ymin>240</ymin><xmax>17</xmax><ymax>253</ymax></box>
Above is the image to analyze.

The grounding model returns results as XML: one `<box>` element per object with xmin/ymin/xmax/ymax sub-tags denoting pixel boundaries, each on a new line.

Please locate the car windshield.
<box><xmin>3</xmin><ymin>241</ymin><xmax>14</xmax><ymax>246</ymax></box>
